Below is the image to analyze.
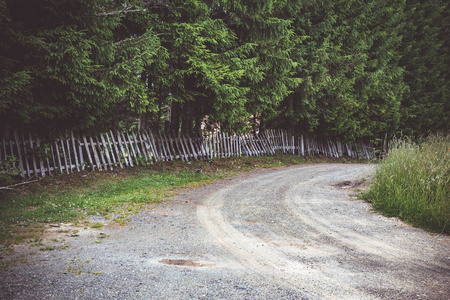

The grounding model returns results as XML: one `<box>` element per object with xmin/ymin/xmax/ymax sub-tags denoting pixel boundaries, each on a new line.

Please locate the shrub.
<box><xmin>0</xmin><ymin>155</ymin><xmax>22</xmax><ymax>186</ymax></box>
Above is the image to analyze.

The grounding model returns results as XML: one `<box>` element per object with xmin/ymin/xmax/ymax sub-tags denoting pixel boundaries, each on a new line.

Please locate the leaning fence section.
<box><xmin>0</xmin><ymin>129</ymin><xmax>375</xmax><ymax>178</ymax></box>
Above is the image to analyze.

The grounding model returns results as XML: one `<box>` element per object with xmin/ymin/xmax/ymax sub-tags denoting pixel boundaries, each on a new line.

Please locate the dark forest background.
<box><xmin>1</xmin><ymin>0</ymin><xmax>448</xmax><ymax>142</ymax></box>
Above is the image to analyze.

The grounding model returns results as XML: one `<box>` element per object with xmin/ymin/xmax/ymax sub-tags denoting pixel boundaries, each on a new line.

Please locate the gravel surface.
<box><xmin>1</xmin><ymin>164</ymin><xmax>449</xmax><ymax>299</ymax></box>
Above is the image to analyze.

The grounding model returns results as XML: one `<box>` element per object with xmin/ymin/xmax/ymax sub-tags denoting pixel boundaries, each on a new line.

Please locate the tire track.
<box><xmin>197</xmin><ymin>164</ymin><xmax>450</xmax><ymax>299</ymax></box>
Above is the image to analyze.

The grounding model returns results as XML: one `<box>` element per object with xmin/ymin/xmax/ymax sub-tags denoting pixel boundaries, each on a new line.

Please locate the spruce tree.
<box><xmin>398</xmin><ymin>0</ymin><xmax>450</xmax><ymax>135</ymax></box>
<box><xmin>273</xmin><ymin>0</ymin><xmax>405</xmax><ymax>142</ymax></box>
<box><xmin>0</xmin><ymin>0</ymin><xmax>160</xmax><ymax>136</ymax></box>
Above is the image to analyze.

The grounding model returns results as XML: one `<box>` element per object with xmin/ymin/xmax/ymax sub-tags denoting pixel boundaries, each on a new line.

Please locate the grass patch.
<box><xmin>361</xmin><ymin>134</ymin><xmax>449</xmax><ymax>233</ymax></box>
<box><xmin>0</xmin><ymin>154</ymin><xmax>368</xmax><ymax>250</ymax></box>
<box><xmin>0</xmin><ymin>170</ymin><xmax>214</xmax><ymax>249</ymax></box>
<box><xmin>90</xmin><ymin>222</ymin><xmax>103</xmax><ymax>229</ymax></box>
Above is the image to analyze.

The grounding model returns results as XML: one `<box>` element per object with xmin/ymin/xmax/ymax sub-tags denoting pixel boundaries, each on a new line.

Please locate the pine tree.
<box><xmin>398</xmin><ymin>0</ymin><xmax>450</xmax><ymax>135</ymax></box>
<box><xmin>214</xmin><ymin>0</ymin><xmax>301</xmax><ymax>132</ymax></box>
<box><xmin>272</xmin><ymin>0</ymin><xmax>405</xmax><ymax>142</ymax></box>
<box><xmin>0</xmin><ymin>0</ymin><xmax>160</xmax><ymax>136</ymax></box>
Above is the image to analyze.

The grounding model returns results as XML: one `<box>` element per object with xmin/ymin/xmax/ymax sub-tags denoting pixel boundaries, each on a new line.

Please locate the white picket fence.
<box><xmin>0</xmin><ymin>129</ymin><xmax>375</xmax><ymax>178</ymax></box>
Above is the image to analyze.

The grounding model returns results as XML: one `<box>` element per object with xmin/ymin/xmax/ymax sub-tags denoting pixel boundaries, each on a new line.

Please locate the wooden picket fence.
<box><xmin>0</xmin><ymin>129</ymin><xmax>375</xmax><ymax>178</ymax></box>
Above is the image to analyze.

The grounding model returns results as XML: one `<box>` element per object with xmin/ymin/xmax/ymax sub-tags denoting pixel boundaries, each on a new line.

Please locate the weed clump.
<box><xmin>362</xmin><ymin>134</ymin><xmax>449</xmax><ymax>233</ymax></box>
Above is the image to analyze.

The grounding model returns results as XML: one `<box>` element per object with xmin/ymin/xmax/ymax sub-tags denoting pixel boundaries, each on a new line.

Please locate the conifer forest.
<box><xmin>1</xmin><ymin>0</ymin><xmax>449</xmax><ymax>142</ymax></box>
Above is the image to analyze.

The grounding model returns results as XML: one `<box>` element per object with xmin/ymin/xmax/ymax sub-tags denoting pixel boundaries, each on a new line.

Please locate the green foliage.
<box><xmin>398</xmin><ymin>0</ymin><xmax>450</xmax><ymax>136</ymax></box>
<box><xmin>217</xmin><ymin>0</ymin><xmax>301</xmax><ymax>131</ymax></box>
<box><xmin>272</xmin><ymin>0</ymin><xmax>405</xmax><ymax>142</ymax></box>
<box><xmin>0</xmin><ymin>0</ymin><xmax>161</xmax><ymax>135</ymax></box>
<box><xmin>362</xmin><ymin>134</ymin><xmax>450</xmax><ymax>233</ymax></box>
<box><xmin>0</xmin><ymin>155</ymin><xmax>21</xmax><ymax>186</ymax></box>
<box><xmin>0</xmin><ymin>0</ymin><xmax>447</xmax><ymax>140</ymax></box>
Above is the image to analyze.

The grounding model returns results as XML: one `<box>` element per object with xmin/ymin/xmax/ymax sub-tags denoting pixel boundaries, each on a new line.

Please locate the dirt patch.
<box><xmin>333</xmin><ymin>180</ymin><xmax>364</xmax><ymax>188</ymax></box>
<box><xmin>159</xmin><ymin>259</ymin><xmax>210</xmax><ymax>267</ymax></box>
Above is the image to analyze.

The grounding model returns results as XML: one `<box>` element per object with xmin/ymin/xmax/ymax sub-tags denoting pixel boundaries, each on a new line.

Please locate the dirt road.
<box><xmin>1</xmin><ymin>164</ymin><xmax>449</xmax><ymax>299</ymax></box>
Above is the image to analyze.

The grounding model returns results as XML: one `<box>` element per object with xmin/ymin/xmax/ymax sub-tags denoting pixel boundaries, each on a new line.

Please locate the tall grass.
<box><xmin>363</xmin><ymin>134</ymin><xmax>449</xmax><ymax>233</ymax></box>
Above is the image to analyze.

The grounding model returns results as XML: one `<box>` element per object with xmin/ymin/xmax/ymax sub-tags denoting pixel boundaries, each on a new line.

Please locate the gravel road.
<box><xmin>1</xmin><ymin>164</ymin><xmax>449</xmax><ymax>299</ymax></box>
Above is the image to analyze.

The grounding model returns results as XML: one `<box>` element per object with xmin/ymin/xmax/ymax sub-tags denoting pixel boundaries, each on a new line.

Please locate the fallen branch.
<box><xmin>0</xmin><ymin>179</ymin><xmax>39</xmax><ymax>190</ymax></box>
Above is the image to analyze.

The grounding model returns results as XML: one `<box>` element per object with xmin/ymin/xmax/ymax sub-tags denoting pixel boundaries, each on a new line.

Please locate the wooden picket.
<box><xmin>0</xmin><ymin>129</ymin><xmax>375</xmax><ymax>178</ymax></box>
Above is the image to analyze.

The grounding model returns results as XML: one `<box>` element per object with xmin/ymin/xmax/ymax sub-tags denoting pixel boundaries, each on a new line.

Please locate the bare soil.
<box><xmin>1</xmin><ymin>164</ymin><xmax>449</xmax><ymax>299</ymax></box>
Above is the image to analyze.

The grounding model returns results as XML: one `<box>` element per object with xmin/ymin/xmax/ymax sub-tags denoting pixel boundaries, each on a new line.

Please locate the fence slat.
<box><xmin>207</xmin><ymin>134</ymin><xmax>212</xmax><ymax>159</ymax></box>
<box><xmin>125</xmin><ymin>132</ymin><xmax>138</xmax><ymax>166</ymax></box>
<box><xmin>61</xmin><ymin>138</ymin><xmax>70</xmax><ymax>173</ymax></box>
<box><xmin>169</xmin><ymin>132</ymin><xmax>183</xmax><ymax>162</ymax></box>
<box><xmin>136</xmin><ymin>131</ymin><xmax>148</xmax><ymax>163</ymax></box>
<box><xmin>163</xmin><ymin>131</ymin><xmax>175</xmax><ymax>161</ymax></box>
<box><xmin>77</xmin><ymin>135</ymin><xmax>85</xmax><ymax>170</ymax></box>
<box><xmin>108</xmin><ymin>132</ymin><xmax>119</xmax><ymax>166</ymax></box>
<box><xmin>121</xmin><ymin>131</ymin><xmax>134</xmax><ymax>167</ymax></box>
<box><xmin>135</xmin><ymin>131</ymin><xmax>148</xmax><ymax>163</ymax></box>
<box><xmin>9</xmin><ymin>141</ymin><xmax>16</xmax><ymax>169</ymax></box>
<box><xmin>54</xmin><ymin>140</ymin><xmax>63</xmax><ymax>174</ymax></box>
<box><xmin>13</xmin><ymin>132</ymin><xmax>24</xmax><ymax>176</ymax></box>
<box><xmin>247</xmin><ymin>133</ymin><xmax>257</xmax><ymax>156</ymax></box>
<box><xmin>49</xmin><ymin>143</ymin><xmax>57</xmax><ymax>175</ymax></box>
<box><xmin>179</xmin><ymin>135</ymin><xmax>190</xmax><ymax>160</ymax></box>
<box><xmin>211</xmin><ymin>133</ymin><xmax>216</xmax><ymax>158</ymax></box>
<box><xmin>241</xmin><ymin>133</ymin><xmax>251</xmax><ymax>156</ymax></box>
<box><xmin>253</xmin><ymin>133</ymin><xmax>262</xmax><ymax>155</ymax></box>
<box><xmin>28</xmin><ymin>134</ymin><xmax>39</xmax><ymax>176</ymax></box>
<box><xmin>218</xmin><ymin>132</ymin><xmax>223</xmax><ymax>157</ymax></box>
<box><xmin>195</xmin><ymin>133</ymin><xmax>207</xmax><ymax>159</ymax></box>
<box><xmin>82</xmin><ymin>136</ymin><xmax>94</xmax><ymax>170</ymax></box>
<box><xmin>192</xmin><ymin>133</ymin><xmax>201</xmax><ymax>159</ymax></box>
<box><xmin>258</xmin><ymin>133</ymin><xmax>268</xmax><ymax>155</ymax></box>
<box><xmin>266</xmin><ymin>131</ymin><xmax>276</xmax><ymax>155</ymax></box>
<box><xmin>35</xmin><ymin>137</ymin><xmax>46</xmax><ymax>176</ymax></box>
<box><xmin>144</xmin><ymin>130</ymin><xmax>157</xmax><ymax>162</ymax></box>
<box><xmin>131</xmin><ymin>132</ymin><xmax>143</xmax><ymax>163</ymax></box>
<box><xmin>161</xmin><ymin>132</ymin><xmax>170</xmax><ymax>161</ymax></box>
<box><xmin>44</xmin><ymin>141</ymin><xmax>52</xmax><ymax>176</ymax></box>
<box><xmin>21</xmin><ymin>134</ymin><xmax>32</xmax><ymax>177</ymax></box>
<box><xmin>178</xmin><ymin>133</ymin><xmax>189</xmax><ymax>161</ymax></box>
<box><xmin>185</xmin><ymin>136</ymin><xmax>197</xmax><ymax>161</ymax></box>
<box><xmin>109</xmin><ymin>131</ymin><xmax>124</xmax><ymax>168</ymax></box>
<box><xmin>155</xmin><ymin>131</ymin><xmax>166</xmax><ymax>161</ymax></box>
<box><xmin>70</xmin><ymin>132</ymin><xmax>80</xmax><ymax>172</ymax></box>
<box><xmin>66</xmin><ymin>138</ymin><xmax>74</xmax><ymax>173</ymax></box>
<box><xmin>89</xmin><ymin>137</ymin><xmax>101</xmax><ymax>171</ymax></box>
<box><xmin>101</xmin><ymin>133</ymin><xmax>114</xmax><ymax>169</ymax></box>
<box><xmin>224</xmin><ymin>132</ymin><xmax>229</xmax><ymax>157</ymax></box>
<box><xmin>95</xmin><ymin>136</ymin><xmax>108</xmax><ymax>170</ymax></box>
<box><xmin>264</xmin><ymin>132</ymin><xmax>273</xmax><ymax>155</ymax></box>
<box><xmin>146</xmin><ymin>129</ymin><xmax>159</xmax><ymax>162</ymax></box>
<box><xmin>230</xmin><ymin>134</ymin><xmax>235</xmax><ymax>157</ymax></box>
<box><xmin>118</xmin><ymin>132</ymin><xmax>129</xmax><ymax>167</ymax></box>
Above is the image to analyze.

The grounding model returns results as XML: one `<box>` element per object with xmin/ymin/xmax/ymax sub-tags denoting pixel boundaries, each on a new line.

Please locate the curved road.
<box><xmin>1</xmin><ymin>164</ymin><xmax>449</xmax><ymax>299</ymax></box>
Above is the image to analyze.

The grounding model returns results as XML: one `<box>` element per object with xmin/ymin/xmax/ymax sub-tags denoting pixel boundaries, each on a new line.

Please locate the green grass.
<box><xmin>0</xmin><ymin>154</ymin><xmax>367</xmax><ymax>250</ymax></box>
<box><xmin>362</xmin><ymin>134</ymin><xmax>449</xmax><ymax>233</ymax></box>
<box><xmin>0</xmin><ymin>170</ymin><xmax>218</xmax><ymax>249</ymax></box>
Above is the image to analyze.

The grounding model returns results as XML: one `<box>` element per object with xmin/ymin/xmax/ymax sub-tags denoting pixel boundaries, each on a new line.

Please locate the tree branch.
<box><xmin>98</xmin><ymin>8</ymin><xmax>146</xmax><ymax>17</ymax></box>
